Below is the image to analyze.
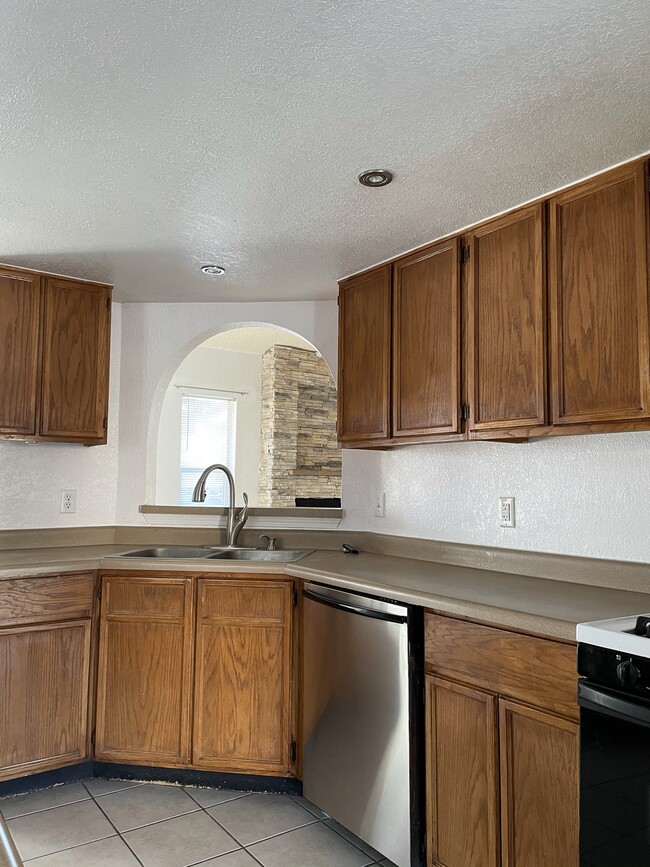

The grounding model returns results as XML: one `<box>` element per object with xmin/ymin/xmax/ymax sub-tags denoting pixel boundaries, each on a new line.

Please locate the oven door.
<box><xmin>579</xmin><ymin>680</ymin><xmax>650</xmax><ymax>866</ymax></box>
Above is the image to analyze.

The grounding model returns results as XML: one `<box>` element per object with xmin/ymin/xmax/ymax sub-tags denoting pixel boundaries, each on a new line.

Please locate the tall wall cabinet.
<box><xmin>0</xmin><ymin>265</ymin><xmax>112</xmax><ymax>445</ymax></box>
<box><xmin>337</xmin><ymin>157</ymin><xmax>650</xmax><ymax>447</ymax></box>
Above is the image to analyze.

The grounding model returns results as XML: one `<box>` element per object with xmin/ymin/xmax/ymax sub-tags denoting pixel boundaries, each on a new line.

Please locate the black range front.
<box><xmin>579</xmin><ymin>642</ymin><xmax>650</xmax><ymax>867</ymax></box>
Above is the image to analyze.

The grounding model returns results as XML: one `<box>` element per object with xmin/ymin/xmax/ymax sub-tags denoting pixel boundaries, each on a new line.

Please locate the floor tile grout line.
<box><xmin>87</xmin><ymin>787</ymin><xmax>147</xmax><ymax>867</ymax></box>
<box><xmin>0</xmin><ymin>794</ymin><xmax>91</xmax><ymax>822</ymax></box>
<box><xmin>202</xmin><ymin>802</ymin><xmax>321</xmax><ymax>849</ymax></box>
<box><xmin>14</xmin><ymin>831</ymin><xmax>116</xmax><ymax>864</ymax></box>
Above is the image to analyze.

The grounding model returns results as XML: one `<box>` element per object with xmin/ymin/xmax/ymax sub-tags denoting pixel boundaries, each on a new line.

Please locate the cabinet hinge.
<box><xmin>91</xmin><ymin>730</ymin><xmax>96</xmax><ymax>748</ymax></box>
<box><xmin>97</xmin><ymin>582</ymin><xmax>102</xmax><ymax>605</ymax></box>
<box><xmin>102</xmin><ymin>416</ymin><xmax>107</xmax><ymax>431</ymax></box>
<box><xmin>290</xmin><ymin>741</ymin><xmax>297</xmax><ymax>763</ymax></box>
<box><xmin>106</xmin><ymin>297</ymin><xmax>111</xmax><ymax>311</ymax></box>
<box><xmin>460</xmin><ymin>244</ymin><xmax>471</xmax><ymax>265</ymax></box>
<box><xmin>292</xmin><ymin>586</ymin><xmax>299</xmax><ymax>607</ymax></box>
<box><xmin>460</xmin><ymin>403</ymin><xmax>471</xmax><ymax>421</ymax></box>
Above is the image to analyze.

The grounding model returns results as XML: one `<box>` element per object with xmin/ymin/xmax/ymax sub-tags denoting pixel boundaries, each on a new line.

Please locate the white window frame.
<box><xmin>179</xmin><ymin>389</ymin><xmax>237</xmax><ymax>506</ymax></box>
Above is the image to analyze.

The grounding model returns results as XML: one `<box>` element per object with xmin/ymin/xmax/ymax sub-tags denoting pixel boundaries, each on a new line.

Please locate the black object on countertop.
<box><xmin>342</xmin><ymin>544</ymin><xmax>359</xmax><ymax>554</ymax></box>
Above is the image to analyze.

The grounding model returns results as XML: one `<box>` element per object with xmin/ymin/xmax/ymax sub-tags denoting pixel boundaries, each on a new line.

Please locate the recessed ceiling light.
<box><xmin>201</xmin><ymin>264</ymin><xmax>226</xmax><ymax>276</ymax></box>
<box><xmin>358</xmin><ymin>169</ymin><xmax>393</xmax><ymax>188</ymax></box>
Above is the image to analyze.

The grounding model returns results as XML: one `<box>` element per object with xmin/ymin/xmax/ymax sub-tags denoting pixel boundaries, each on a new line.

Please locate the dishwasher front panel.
<box><xmin>302</xmin><ymin>582</ymin><xmax>418</xmax><ymax>867</ymax></box>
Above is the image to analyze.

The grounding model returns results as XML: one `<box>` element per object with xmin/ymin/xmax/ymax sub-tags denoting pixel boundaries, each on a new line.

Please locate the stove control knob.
<box><xmin>616</xmin><ymin>660</ymin><xmax>640</xmax><ymax>686</ymax></box>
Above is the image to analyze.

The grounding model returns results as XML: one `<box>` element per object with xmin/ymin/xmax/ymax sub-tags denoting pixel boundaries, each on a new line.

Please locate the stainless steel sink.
<box><xmin>114</xmin><ymin>546</ymin><xmax>217</xmax><ymax>559</ymax></box>
<box><xmin>207</xmin><ymin>549</ymin><xmax>311</xmax><ymax>562</ymax></box>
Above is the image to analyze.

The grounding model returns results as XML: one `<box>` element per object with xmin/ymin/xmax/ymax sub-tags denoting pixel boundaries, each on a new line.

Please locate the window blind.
<box><xmin>180</xmin><ymin>393</ymin><xmax>237</xmax><ymax>505</ymax></box>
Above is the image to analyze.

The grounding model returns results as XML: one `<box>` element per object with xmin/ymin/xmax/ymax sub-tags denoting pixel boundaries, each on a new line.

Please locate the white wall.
<box><xmin>0</xmin><ymin>305</ymin><xmax>122</xmax><ymax>530</ymax></box>
<box><xmin>115</xmin><ymin>300</ymin><xmax>338</xmax><ymax>524</ymax></box>
<box><xmin>341</xmin><ymin>434</ymin><xmax>650</xmax><ymax>563</ymax></box>
<box><xmin>156</xmin><ymin>346</ymin><xmax>263</xmax><ymax>506</ymax></box>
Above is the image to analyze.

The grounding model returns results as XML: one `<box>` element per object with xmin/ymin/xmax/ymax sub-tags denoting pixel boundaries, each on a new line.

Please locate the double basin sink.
<box><xmin>110</xmin><ymin>546</ymin><xmax>311</xmax><ymax>563</ymax></box>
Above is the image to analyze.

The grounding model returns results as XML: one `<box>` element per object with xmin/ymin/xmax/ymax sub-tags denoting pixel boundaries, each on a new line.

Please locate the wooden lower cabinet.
<box><xmin>94</xmin><ymin>573</ymin><xmax>296</xmax><ymax>776</ymax></box>
<box><xmin>426</xmin><ymin>676</ymin><xmax>500</xmax><ymax>867</ymax></box>
<box><xmin>193</xmin><ymin>578</ymin><xmax>294</xmax><ymax>774</ymax></box>
<box><xmin>499</xmin><ymin>701</ymin><xmax>579</xmax><ymax>867</ymax></box>
<box><xmin>0</xmin><ymin>619</ymin><xmax>92</xmax><ymax>780</ymax></box>
<box><xmin>94</xmin><ymin>576</ymin><xmax>195</xmax><ymax>766</ymax></box>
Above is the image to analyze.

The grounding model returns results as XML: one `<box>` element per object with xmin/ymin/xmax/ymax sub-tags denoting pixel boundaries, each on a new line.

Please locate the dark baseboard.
<box><xmin>0</xmin><ymin>761</ymin><xmax>302</xmax><ymax>799</ymax></box>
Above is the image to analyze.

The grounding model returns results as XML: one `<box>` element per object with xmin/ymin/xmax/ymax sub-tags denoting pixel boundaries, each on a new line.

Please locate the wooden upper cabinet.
<box><xmin>95</xmin><ymin>576</ymin><xmax>195</xmax><ymax>766</ymax></box>
<box><xmin>549</xmin><ymin>162</ymin><xmax>650</xmax><ymax>426</ymax></box>
<box><xmin>40</xmin><ymin>278</ymin><xmax>112</xmax><ymax>442</ymax></box>
<box><xmin>338</xmin><ymin>266</ymin><xmax>391</xmax><ymax>442</ymax></box>
<box><xmin>393</xmin><ymin>239</ymin><xmax>461</xmax><ymax>437</ymax></box>
<box><xmin>466</xmin><ymin>205</ymin><xmax>546</xmax><ymax>434</ymax></box>
<box><xmin>193</xmin><ymin>578</ymin><xmax>294</xmax><ymax>775</ymax></box>
<box><xmin>426</xmin><ymin>675</ymin><xmax>499</xmax><ymax>867</ymax></box>
<box><xmin>499</xmin><ymin>700</ymin><xmax>579</xmax><ymax>867</ymax></box>
<box><xmin>0</xmin><ymin>268</ymin><xmax>42</xmax><ymax>436</ymax></box>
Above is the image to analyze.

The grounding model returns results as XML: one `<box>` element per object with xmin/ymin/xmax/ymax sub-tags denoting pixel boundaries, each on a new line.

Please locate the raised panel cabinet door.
<box><xmin>393</xmin><ymin>239</ymin><xmax>461</xmax><ymax>437</ymax></box>
<box><xmin>499</xmin><ymin>700</ymin><xmax>579</xmax><ymax>867</ymax></box>
<box><xmin>549</xmin><ymin>162</ymin><xmax>650</xmax><ymax>425</ymax></box>
<box><xmin>467</xmin><ymin>205</ymin><xmax>546</xmax><ymax>433</ymax></box>
<box><xmin>0</xmin><ymin>620</ymin><xmax>91</xmax><ymax>781</ymax></box>
<box><xmin>0</xmin><ymin>268</ymin><xmax>42</xmax><ymax>436</ymax></box>
<box><xmin>95</xmin><ymin>576</ymin><xmax>194</xmax><ymax>766</ymax></box>
<box><xmin>426</xmin><ymin>676</ymin><xmax>499</xmax><ymax>867</ymax></box>
<box><xmin>193</xmin><ymin>579</ymin><xmax>293</xmax><ymax>774</ymax></box>
<box><xmin>40</xmin><ymin>278</ymin><xmax>111</xmax><ymax>441</ymax></box>
<box><xmin>338</xmin><ymin>266</ymin><xmax>391</xmax><ymax>442</ymax></box>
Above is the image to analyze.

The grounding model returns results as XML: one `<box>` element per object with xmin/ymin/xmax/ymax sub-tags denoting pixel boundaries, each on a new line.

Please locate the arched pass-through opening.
<box><xmin>149</xmin><ymin>322</ymin><xmax>341</xmax><ymax>509</ymax></box>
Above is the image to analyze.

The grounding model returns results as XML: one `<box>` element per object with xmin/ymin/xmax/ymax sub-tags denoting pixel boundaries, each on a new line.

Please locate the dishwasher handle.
<box><xmin>303</xmin><ymin>587</ymin><xmax>408</xmax><ymax>624</ymax></box>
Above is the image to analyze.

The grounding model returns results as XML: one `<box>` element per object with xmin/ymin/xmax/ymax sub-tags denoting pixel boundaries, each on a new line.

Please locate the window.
<box><xmin>179</xmin><ymin>393</ymin><xmax>237</xmax><ymax>505</ymax></box>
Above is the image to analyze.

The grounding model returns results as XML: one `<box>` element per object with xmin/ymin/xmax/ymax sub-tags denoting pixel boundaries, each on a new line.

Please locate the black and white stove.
<box><xmin>577</xmin><ymin>614</ymin><xmax>650</xmax><ymax>867</ymax></box>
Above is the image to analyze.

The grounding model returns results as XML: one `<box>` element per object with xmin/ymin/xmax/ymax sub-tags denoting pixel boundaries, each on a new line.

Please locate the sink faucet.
<box><xmin>191</xmin><ymin>464</ymin><xmax>249</xmax><ymax>548</ymax></box>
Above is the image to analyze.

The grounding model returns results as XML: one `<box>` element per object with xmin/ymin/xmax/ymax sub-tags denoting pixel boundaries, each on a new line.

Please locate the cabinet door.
<box><xmin>193</xmin><ymin>578</ymin><xmax>293</xmax><ymax>774</ymax></box>
<box><xmin>467</xmin><ymin>205</ymin><xmax>546</xmax><ymax>434</ymax></box>
<box><xmin>0</xmin><ymin>268</ymin><xmax>42</xmax><ymax>436</ymax></box>
<box><xmin>426</xmin><ymin>676</ymin><xmax>500</xmax><ymax>867</ymax></box>
<box><xmin>499</xmin><ymin>700</ymin><xmax>579</xmax><ymax>867</ymax></box>
<box><xmin>393</xmin><ymin>239</ymin><xmax>461</xmax><ymax>438</ymax></box>
<box><xmin>0</xmin><ymin>620</ymin><xmax>91</xmax><ymax>781</ymax></box>
<box><xmin>338</xmin><ymin>266</ymin><xmax>391</xmax><ymax>442</ymax></box>
<box><xmin>40</xmin><ymin>278</ymin><xmax>111</xmax><ymax>442</ymax></box>
<box><xmin>95</xmin><ymin>576</ymin><xmax>194</xmax><ymax>766</ymax></box>
<box><xmin>549</xmin><ymin>162</ymin><xmax>650</xmax><ymax>425</ymax></box>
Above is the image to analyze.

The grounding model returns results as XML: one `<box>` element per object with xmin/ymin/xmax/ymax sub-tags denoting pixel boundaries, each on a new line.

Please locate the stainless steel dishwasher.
<box><xmin>302</xmin><ymin>582</ymin><xmax>424</xmax><ymax>867</ymax></box>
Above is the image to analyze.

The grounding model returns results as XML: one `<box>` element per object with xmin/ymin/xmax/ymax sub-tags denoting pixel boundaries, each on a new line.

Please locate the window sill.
<box><xmin>139</xmin><ymin>505</ymin><xmax>343</xmax><ymax>530</ymax></box>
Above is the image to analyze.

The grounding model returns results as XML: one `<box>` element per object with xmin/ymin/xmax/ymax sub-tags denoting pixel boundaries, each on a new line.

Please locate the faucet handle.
<box><xmin>259</xmin><ymin>535</ymin><xmax>277</xmax><ymax>551</ymax></box>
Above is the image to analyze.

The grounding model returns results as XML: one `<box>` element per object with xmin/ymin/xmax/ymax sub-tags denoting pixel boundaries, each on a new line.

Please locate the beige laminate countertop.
<box><xmin>1</xmin><ymin>545</ymin><xmax>649</xmax><ymax>641</ymax></box>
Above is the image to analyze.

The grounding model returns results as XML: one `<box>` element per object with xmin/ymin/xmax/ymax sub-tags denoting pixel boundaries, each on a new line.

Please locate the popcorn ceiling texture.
<box><xmin>259</xmin><ymin>346</ymin><xmax>341</xmax><ymax>506</ymax></box>
<box><xmin>0</xmin><ymin>0</ymin><xmax>648</xmax><ymax>303</ymax></box>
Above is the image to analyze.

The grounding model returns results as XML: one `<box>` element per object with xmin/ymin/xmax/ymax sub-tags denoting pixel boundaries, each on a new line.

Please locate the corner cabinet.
<box><xmin>0</xmin><ymin>265</ymin><xmax>112</xmax><ymax>445</ymax></box>
<box><xmin>0</xmin><ymin>573</ymin><xmax>96</xmax><ymax>782</ymax></box>
<box><xmin>424</xmin><ymin>613</ymin><xmax>579</xmax><ymax>867</ymax></box>
<box><xmin>94</xmin><ymin>573</ymin><xmax>298</xmax><ymax>777</ymax></box>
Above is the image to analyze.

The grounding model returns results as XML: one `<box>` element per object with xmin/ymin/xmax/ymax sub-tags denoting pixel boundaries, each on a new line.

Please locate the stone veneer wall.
<box><xmin>259</xmin><ymin>346</ymin><xmax>342</xmax><ymax>506</ymax></box>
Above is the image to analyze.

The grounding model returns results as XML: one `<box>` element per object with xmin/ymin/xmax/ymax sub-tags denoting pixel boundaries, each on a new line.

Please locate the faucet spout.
<box><xmin>191</xmin><ymin>464</ymin><xmax>248</xmax><ymax>547</ymax></box>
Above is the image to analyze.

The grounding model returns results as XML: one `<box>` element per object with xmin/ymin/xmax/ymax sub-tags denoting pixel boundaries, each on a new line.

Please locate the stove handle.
<box><xmin>578</xmin><ymin>681</ymin><xmax>650</xmax><ymax>728</ymax></box>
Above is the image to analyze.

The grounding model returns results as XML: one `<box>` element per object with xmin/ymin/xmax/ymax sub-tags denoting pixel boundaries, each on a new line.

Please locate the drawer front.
<box><xmin>0</xmin><ymin>573</ymin><xmax>95</xmax><ymax>627</ymax></box>
<box><xmin>198</xmin><ymin>580</ymin><xmax>290</xmax><ymax>623</ymax></box>
<box><xmin>425</xmin><ymin>612</ymin><xmax>578</xmax><ymax>720</ymax></box>
<box><xmin>103</xmin><ymin>577</ymin><xmax>190</xmax><ymax>619</ymax></box>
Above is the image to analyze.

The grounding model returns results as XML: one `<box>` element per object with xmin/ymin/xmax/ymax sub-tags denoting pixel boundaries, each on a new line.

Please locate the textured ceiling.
<box><xmin>202</xmin><ymin>325</ymin><xmax>315</xmax><ymax>354</ymax></box>
<box><xmin>1</xmin><ymin>0</ymin><xmax>648</xmax><ymax>302</ymax></box>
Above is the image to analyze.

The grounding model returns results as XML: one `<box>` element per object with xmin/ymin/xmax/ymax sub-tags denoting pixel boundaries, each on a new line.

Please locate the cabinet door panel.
<box><xmin>394</xmin><ymin>240</ymin><xmax>461</xmax><ymax>437</ymax></box>
<box><xmin>500</xmin><ymin>700</ymin><xmax>579</xmax><ymax>867</ymax></box>
<box><xmin>0</xmin><ymin>620</ymin><xmax>91</xmax><ymax>780</ymax></box>
<box><xmin>40</xmin><ymin>278</ymin><xmax>111</xmax><ymax>440</ymax></box>
<box><xmin>193</xmin><ymin>579</ymin><xmax>293</xmax><ymax>774</ymax></box>
<box><xmin>95</xmin><ymin>577</ymin><xmax>194</xmax><ymax>765</ymax></box>
<box><xmin>338</xmin><ymin>266</ymin><xmax>391</xmax><ymax>441</ymax></box>
<box><xmin>426</xmin><ymin>676</ymin><xmax>499</xmax><ymax>867</ymax></box>
<box><xmin>549</xmin><ymin>162</ymin><xmax>650</xmax><ymax>424</ymax></box>
<box><xmin>0</xmin><ymin>269</ymin><xmax>42</xmax><ymax>436</ymax></box>
<box><xmin>467</xmin><ymin>205</ymin><xmax>545</xmax><ymax>432</ymax></box>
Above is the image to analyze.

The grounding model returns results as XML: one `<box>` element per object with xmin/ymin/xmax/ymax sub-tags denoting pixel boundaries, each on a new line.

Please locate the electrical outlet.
<box><xmin>60</xmin><ymin>490</ymin><xmax>77</xmax><ymax>514</ymax></box>
<box><xmin>499</xmin><ymin>496</ymin><xmax>515</xmax><ymax>528</ymax></box>
<box><xmin>374</xmin><ymin>493</ymin><xmax>386</xmax><ymax>518</ymax></box>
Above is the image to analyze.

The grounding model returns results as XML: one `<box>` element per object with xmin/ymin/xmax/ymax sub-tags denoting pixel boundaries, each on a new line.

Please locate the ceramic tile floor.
<box><xmin>0</xmin><ymin>780</ymin><xmax>399</xmax><ymax>867</ymax></box>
